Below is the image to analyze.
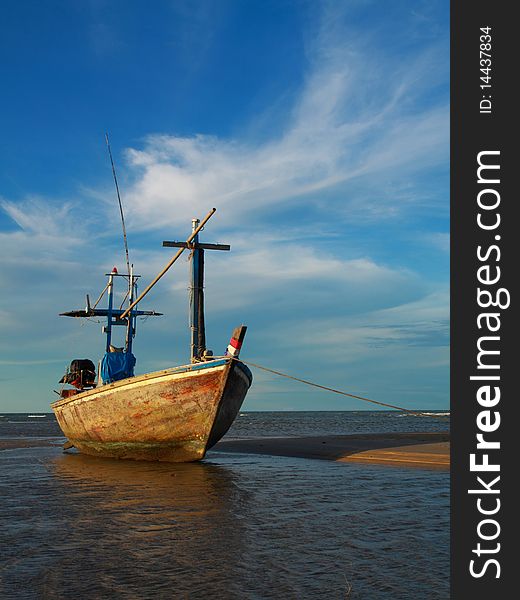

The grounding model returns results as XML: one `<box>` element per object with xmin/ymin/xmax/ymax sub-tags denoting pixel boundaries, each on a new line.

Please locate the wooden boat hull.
<box><xmin>51</xmin><ymin>358</ymin><xmax>252</xmax><ymax>462</ymax></box>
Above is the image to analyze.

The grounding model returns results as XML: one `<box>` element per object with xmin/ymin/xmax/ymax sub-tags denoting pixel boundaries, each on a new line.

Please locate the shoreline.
<box><xmin>0</xmin><ymin>438</ymin><xmax>64</xmax><ymax>451</ymax></box>
<box><xmin>1</xmin><ymin>432</ymin><xmax>449</xmax><ymax>469</ymax></box>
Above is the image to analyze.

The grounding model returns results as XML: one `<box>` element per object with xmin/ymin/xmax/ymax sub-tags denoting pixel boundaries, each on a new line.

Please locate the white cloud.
<box><xmin>205</xmin><ymin>242</ymin><xmax>417</xmax><ymax>314</ymax></box>
<box><xmin>266</xmin><ymin>289</ymin><xmax>449</xmax><ymax>362</ymax></box>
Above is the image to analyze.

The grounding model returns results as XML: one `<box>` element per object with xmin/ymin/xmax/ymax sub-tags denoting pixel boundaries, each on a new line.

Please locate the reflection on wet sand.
<box><xmin>53</xmin><ymin>452</ymin><xmax>235</xmax><ymax>510</ymax></box>
<box><xmin>44</xmin><ymin>453</ymin><xmax>249</xmax><ymax>597</ymax></box>
<box><xmin>1</xmin><ymin>446</ymin><xmax>449</xmax><ymax>599</ymax></box>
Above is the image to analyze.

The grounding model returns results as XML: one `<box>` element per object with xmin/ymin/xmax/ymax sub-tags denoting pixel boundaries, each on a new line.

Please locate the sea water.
<box><xmin>0</xmin><ymin>412</ymin><xmax>449</xmax><ymax>599</ymax></box>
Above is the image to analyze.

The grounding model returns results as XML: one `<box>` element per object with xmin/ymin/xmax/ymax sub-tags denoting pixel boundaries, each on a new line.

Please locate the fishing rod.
<box><xmin>105</xmin><ymin>132</ymin><xmax>131</xmax><ymax>282</ymax></box>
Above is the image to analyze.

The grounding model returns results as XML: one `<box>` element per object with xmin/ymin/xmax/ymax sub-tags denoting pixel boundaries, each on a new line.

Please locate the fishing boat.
<box><xmin>51</xmin><ymin>208</ymin><xmax>252</xmax><ymax>462</ymax></box>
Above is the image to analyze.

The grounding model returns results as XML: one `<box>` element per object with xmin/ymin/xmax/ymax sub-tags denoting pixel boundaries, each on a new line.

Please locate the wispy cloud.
<box><xmin>1</xmin><ymin>196</ymin><xmax>74</xmax><ymax>237</ymax></box>
<box><xmin>118</xmin><ymin>4</ymin><xmax>448</xmax><ymax>232</ymax></box>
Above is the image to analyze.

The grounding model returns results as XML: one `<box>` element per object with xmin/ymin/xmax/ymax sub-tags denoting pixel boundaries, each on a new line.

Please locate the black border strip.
<box><xmin>451</xmin><ymin>2</ymin><xmax>514</xmax><ymax>596</ymax></box>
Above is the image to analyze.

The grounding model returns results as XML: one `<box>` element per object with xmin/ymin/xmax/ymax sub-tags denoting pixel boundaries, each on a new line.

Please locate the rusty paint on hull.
<box><xmin>51</xmin><ymin>359</ymin><xmax>252</xmax><ymax>462</ymax></box>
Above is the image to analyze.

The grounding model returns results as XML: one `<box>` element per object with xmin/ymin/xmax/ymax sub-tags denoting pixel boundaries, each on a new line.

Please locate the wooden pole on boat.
<box><xmin>105</xmin><ymin>270</ymin><xmax>115</xmax><ymax>352</ymax></box>
<box><xmin>119</xmin><ymin>208</ymin><xmax>217</xmax><ymax>320</ymax></box>
<box><xmin>125</xmin><ymin>264</ymin><xmax>135</xmax><ymax>354</ymax></box>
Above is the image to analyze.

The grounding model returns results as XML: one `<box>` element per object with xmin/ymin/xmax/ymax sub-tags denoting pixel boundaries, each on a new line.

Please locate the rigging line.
<box><xmin>105</xmin><ymin>133</ymin><xmax>131</xmax><ymax>282</ymax></box>
<box><xmin>119</xmin><ymin>287</ymin><xmax>130</xmax><ymax>310</ymax></box>
<box><xmin>92</xmin><ymin>282</ymin><xmax>110</xmax><ymax>310</ymax></box>
<box><xmin>232</xmin><ymin>358</ymin><xmax>448</xmax><ymax>419</ymax></box>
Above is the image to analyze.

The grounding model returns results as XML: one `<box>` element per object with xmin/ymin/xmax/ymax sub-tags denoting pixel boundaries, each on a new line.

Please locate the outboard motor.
<box><xmin>59</xmin><ymin>359</ymin><xmax>96</xmax><ymax>389</ymax></box>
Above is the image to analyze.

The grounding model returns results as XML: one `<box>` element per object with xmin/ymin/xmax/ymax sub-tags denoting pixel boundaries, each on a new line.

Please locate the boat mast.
<box><xmin>189</xmin><ymin>218</ymin><xmax>206</xmax><ymax>362</ymax></box>
<box><xmin>102</xmin><ymin>268</ymin><xmax>145</xmax><ymax>354</ymax></box>
<box><xmin>161</xmin><ymin>212</ymin><xmax>230</xmax><ymax>363</ymax></box>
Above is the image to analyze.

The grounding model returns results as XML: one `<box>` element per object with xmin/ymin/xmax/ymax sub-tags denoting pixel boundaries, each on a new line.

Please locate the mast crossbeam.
<box><xmin>162</xmin><ymin>241</ymin><xmax>230</xmax><ymax>251</ymax></box>
<box><xmin>60</xmin><ymin>309</ymin><xmax>162</xmax><ymax>318</ymax></box>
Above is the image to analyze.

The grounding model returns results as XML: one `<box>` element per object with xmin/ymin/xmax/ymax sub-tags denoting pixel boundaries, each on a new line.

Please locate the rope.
<box><xmin>92</xmin><ymin>283</ymin><xmax>109</xmax><ymax>310</ymax></box>
<box><xmin>119</xmin><ymin>287</ymin><xmax>130</xmax><ymax>311</ymax></box>
<box><xmin>234</xmin><ymin>359</ymin><xmax>448</xmax><ymax>419</ymax></box>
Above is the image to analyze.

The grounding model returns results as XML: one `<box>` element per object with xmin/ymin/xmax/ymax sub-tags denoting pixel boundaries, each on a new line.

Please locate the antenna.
<box><xmin>105</xmin><ymin>133</ymin><xmax>131</xmax><ymax>281</ymax></box>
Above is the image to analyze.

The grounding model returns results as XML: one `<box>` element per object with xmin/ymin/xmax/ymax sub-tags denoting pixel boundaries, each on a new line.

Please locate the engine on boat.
<box><xmin>59</xmin><ymin>359</ymin><xmax>96</xmax><ymax>389</ymax></box>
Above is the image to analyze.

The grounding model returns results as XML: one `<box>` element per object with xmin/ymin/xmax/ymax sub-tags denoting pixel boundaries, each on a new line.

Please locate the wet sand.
<box><xmin>214</xmin><ymin>432</ymin><xmax>450</xmax><ymax>470</ymax></box>
<box><xmin>1</xmin><ymin>436</ymin><xmax>449</xmax><ymax>598</ymax></box>
<box><xmin>0</xmin><ymin>432</ymin><xmax>449</xmax><ymax>469</ymax></box>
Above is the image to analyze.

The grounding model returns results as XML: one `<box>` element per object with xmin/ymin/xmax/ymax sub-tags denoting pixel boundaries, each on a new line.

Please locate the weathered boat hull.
<box><xmin>51</xmin><ymin>358</ymin><xmax>252</xmax><ymax>462</ymax></box>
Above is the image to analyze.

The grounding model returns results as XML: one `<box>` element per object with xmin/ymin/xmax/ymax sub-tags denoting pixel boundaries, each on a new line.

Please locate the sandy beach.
<box><xmin>214</xmin><ymin>432</ymin><xmax>449</xmax><ymax>470</ymax></box>
<box><xmin>0</xmin><ymin>432</ymin><xmax>449</xmax><ymax>470</ymax></box>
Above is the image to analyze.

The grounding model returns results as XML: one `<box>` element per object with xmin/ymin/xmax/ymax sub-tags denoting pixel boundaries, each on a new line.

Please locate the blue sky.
<box><xmin>0</xmin><ymin>0</ymin><xmax>449</xmax><ymax>412</ymax></box>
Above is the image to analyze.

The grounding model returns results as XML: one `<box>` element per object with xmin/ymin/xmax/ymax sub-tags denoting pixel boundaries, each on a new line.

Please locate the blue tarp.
<box><xmin>101</xmin><ymin>352</ymin><xmax>136</xmax><ymax>383</ymax></box>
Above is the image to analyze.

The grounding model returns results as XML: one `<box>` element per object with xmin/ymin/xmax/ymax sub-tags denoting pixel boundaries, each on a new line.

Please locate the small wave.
<box><xmin>396</xmin><ymin>411</ymin><xmax>450</xmax><ymax>417</ymax></box>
